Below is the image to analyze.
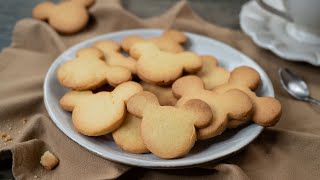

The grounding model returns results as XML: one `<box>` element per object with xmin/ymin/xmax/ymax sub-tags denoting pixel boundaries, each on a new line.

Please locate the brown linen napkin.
<box><xmin>1</xmin><ymin>0</ymin><xmax>320</xmax><ymax>179</ymax></box>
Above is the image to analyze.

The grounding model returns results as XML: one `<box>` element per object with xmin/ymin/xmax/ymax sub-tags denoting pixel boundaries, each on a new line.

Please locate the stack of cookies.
<box><xmin>57</xmin><ymin>30</ymin><xmax>282</xmax><ymax>159</ymax></box>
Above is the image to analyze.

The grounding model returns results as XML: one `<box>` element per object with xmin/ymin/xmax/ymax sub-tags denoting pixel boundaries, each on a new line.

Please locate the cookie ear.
<box><xmin>220</xmin><ymin>89</ymin><xmax>253</xmax><ymax>121</ymax></box>
<box><xmin>93</xmin><ymin>40</ymin><xmax>120</xmax><ymax>52</ymax></box>
<box><xmin>229</xmin><ymin>66</ymin><xmax>261</xmax><ymax>91</ymax></box>
<box><xmin>181</xmin><ymin>99</ymin><xmax>213</xmax><ymax>129</ymax></box>
<box><xmin>60</xmin><ymin>91</ymin><xmax>93</xmax><ymax>111</ymax></box>
<box><xmin>129</xmin><ymin>42</ymin><xmax>158</xmax><ymax>59</ymax></box>
<box><xmin>127</xmin><ymin>91</ymin><xmax>160</xmax><ymax>118</ymax></box>
<box><xmin>172</xmin><ymin>76</ymin><xmax>204</xmax><ymax>98</ymax></box>
<box><xmin>162</xmin><ymin>30</ymin><xmax>187</xmax><ymax>44</ymax></box>
<box><xmin>76</xmin><ymin>48</ymin><xmax>104</xmax><ymax>60</ymax></box>
<box><xmin>103</xmin><ymin>66</ymin><xmax>132</xmax><ymax>87</ymax></box>
<box><xmin>198</xmin><ymin>55</ymin><xmax>231</xmax><ymax>90</ymax></box>
<box><xmin>32</xmin><ymin>2</ymin><xmax>55</xmax><ymax>20</ymax></box>
<box><xmin>69</xmin><ymin>0</ymin><xmax>95</xmax><ymax>7</ymax></box>
<box><xmin>121</xmin><ymin>35</ymin><xmax>145</xmax><ymax>52</ymax></box>
<box><xmin>180</xmin><ymin>52</ymin><xmax>202</xmax><ymax>73</ymax></box>
<box><xmin>200</xmin><ymin>55</ymin><xmax>219</xmax><ymax>67</ymax></box>
<box><xmin>112</xmin><ymin>81</ymin><xmax>143</xmax><ymax>102</ymax></box>
<box><xmin>253</xmin><ymin>97</ymin><xmax>282</xmax><ymax>126</ymax></box>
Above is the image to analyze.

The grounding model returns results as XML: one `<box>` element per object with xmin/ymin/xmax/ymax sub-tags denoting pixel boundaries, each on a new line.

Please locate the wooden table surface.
<box><xmin>0</xmin><ymin>0</ymin><xmax>248</xmax><ymax>179</ymax></box>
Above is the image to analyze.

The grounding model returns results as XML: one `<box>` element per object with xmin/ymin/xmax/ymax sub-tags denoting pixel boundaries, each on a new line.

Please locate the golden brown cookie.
<box><xmin>172</xmin><ymin>75</ymin><xmax>253</xmax><ymax>140</ymax></box>
<box><xmin>112</xmin><ymin>114</ymin><xmax>149</xmax><ymax>154</ymax></box>
<box><xmin>93</xmin><ymin>40</ymin><xmax>137</xmax><ymax>74</ymax></box>
<box><xmin>127</xmin><ymin>91</ymin><xmax>213</xmax><ymax>159</ymax></box>
<box><xmin>60</xmin><ymin>81</ymin><xmax>143</xmax><ymax>136</ymax></box>
<box><xmin>130</xmin><ymin>42</ymin><xmax>202</xmax><ymax>85</ymax></box>
<box><xmin>122</xmin><ymin>29</ymin><xmax>187</xmax><ymax>58</ymax></box>
<box><xmin>197</xmin><ymin>55</ymin><xmax>230</xmax><ymax>90</ymax></box>
<box><xmin>57</xmin><ymin>48</ymin><xmax>132</xmax><ymax>90</ymax></box>
<box><xmin>32</xmin><ymin>0</ymin><xmax>95</xmax><ymax>34</ymax></box>
<box><xmin>213</xmin><ymin>66</ymin><xmax>282</xmax><ymax>126</ymax></box>
<box><xmin>140</xmin><ymin>82</ymin><xmax>177</xmax><ymax>106</ymax></box>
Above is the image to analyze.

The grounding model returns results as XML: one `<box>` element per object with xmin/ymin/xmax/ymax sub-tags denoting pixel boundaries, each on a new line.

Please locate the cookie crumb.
<box><xmin>18</xmin><ymin>131</ymin><xmax>21</xmax><ymax>134</ymax></box>
<box><xmin>3</xmin><ymin>135</ymin><xmax>12</xmax><ymax>142</ymax></box>
<box><xmin>22</xmin><ymin>118</ymin><xmax>28</xmax><ymax>124</ymax></box>
<box><xmin>34</xmin><ymin>175</ymin><xmax>38</xmax><ymax>179</ymax></box>
<box><xmin>0</xmin><ymin>131</ymin><xmax>13</xmax><ymax>142</ymax></box>
<box><xmin>40</xmin><ymin>151</ymin><xmax>59</xmax><ymax>170</ymax></box>
<box><xmin>0</xmin><ymin>131</ymin><xmax>5</xmax><ymax>137</ymax></box>
<box><xmin>39</xmin><ymin>168</ymin><xmax>46</xmax><ymax>176</ymax></box>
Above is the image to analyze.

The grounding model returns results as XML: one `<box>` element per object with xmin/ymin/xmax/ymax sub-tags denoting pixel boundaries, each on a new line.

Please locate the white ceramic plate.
<box><xmin>44</xmin><ymin>29</ymin><xmax>271</xmax><ymax>168</ymax></box>
<box><xmin>240</xmin><ymin>1</ymin><xmax>320</xmax><ymax>66</ymax></box>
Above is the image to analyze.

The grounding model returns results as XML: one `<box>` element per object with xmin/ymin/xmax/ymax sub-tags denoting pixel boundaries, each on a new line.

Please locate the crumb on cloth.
<box><xmin>22</xmin><ymin>118</ymin><xmax>28</xmax><ymax>124</ymax></box>
<box><xmin>0</xmin><ymin>131</ymin><xmax>13</xmax><ymax>142</ymax></box>
<box><xmin>40</xmin><ymin>151</ymin><xmax>59</xmax><ymax>170</ymax></box>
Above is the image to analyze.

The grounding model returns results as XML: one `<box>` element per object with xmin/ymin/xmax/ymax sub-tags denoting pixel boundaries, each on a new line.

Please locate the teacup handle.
<box><xmin>256</xmin><ymin>0</ymin><xmax>293</xmax><ymax>22</ymax></box>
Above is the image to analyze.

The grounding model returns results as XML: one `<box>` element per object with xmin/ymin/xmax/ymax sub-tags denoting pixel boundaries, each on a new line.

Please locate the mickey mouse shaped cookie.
<box><xmin>172</xmin><ymin>75</ymin><xmax>253</xmax><ymax>140</ymax></box>
<box><xmin>32</xmin><ymin>0</ymin><xmax>95</xmax><ymax>34</ymax></box>
<box><xmin>60</xmin><ymin>81</ymin><xmax>143</xmax><ymax>136</ymax></box>
<box><xmin>57</xmin><ymin>48</ymin><xmax>131</xmax><ymax>90</ymax></box>
<box><xmin>130</xmin><ymin>42</ymin><xmax>202</xmax><ymax>85</ymax></box>
<box><xmin>127</xmin><ymin>91</ymin><xmax>213</xmax><ymax>159</ymax></box>
<box><xmin>213</xmin><ymin>66</ymin><xmax>282</xmax><ymax>126</ymax></box>
<box><xmin>122</xmin><ymin>30</ymin><xmax>187</xmax><ymax>59</ymax></box>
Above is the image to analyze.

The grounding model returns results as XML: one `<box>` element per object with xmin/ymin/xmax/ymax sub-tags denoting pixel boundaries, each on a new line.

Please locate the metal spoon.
<box><xmin>279</xmin><ymin>68</ymin><xmax>320</xmax><ymax>105</ymax></box>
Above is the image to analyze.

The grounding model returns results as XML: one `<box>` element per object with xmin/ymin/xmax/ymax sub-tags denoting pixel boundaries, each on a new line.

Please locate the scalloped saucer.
<box><xmin>240</xmin><ymin>0</ymin><xmax>320</xmax><ymax>66</ymax></box>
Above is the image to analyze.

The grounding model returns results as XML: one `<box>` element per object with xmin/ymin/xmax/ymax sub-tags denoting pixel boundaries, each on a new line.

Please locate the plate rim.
<box><xmin>44</xmin><ymin>29</ymin><xmax>267</xmax><ymax>168</ymax></box>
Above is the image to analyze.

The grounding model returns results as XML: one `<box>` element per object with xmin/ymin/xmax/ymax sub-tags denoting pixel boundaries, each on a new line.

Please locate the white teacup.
<box><xmin>257</xmin><ymin>0</ymin><xmax>320</xmax><ymax>44</ymax></box>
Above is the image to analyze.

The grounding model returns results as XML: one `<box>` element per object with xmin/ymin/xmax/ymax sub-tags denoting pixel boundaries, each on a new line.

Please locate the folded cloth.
<box><xmin>0</xmin><ymin>0</ymin><xmax>319</xmax><ymax>179</ymax></box>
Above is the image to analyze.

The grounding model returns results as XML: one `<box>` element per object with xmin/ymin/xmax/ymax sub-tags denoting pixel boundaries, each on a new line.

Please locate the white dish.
<box><xmin>240</xmin><ymin>0</ymin><xmax>320</xmax><ymax>66</ymax></box>
<box><xmin>43</xmin><ymin>29</ymin><xmax>271</xmax><ymax>168</ymax></box>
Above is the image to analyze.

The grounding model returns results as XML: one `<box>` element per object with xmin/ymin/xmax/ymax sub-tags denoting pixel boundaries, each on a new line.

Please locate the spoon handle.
<box><xmin>305</xmin><ymin>97</ymin><xmax>320</xmax><ymax>106</ymax></box>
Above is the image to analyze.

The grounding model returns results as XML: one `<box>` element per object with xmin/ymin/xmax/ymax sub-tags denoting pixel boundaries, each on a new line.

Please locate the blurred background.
<box><xmin>0</xmin><ymin>0</ymin><xmax>248</xmax><ymax>50</ymax></box>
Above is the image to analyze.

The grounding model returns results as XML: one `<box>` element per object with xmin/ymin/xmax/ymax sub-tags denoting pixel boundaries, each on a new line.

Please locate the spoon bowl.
<box><xmin>279</xmin><ymin>68</ymin><xmax>320</xmax><ymax>105</ymax></box>
<box><xmin>279</xmin><ymin>68</ymin><xmax>309</xmax><ymax>100</ymax></box>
